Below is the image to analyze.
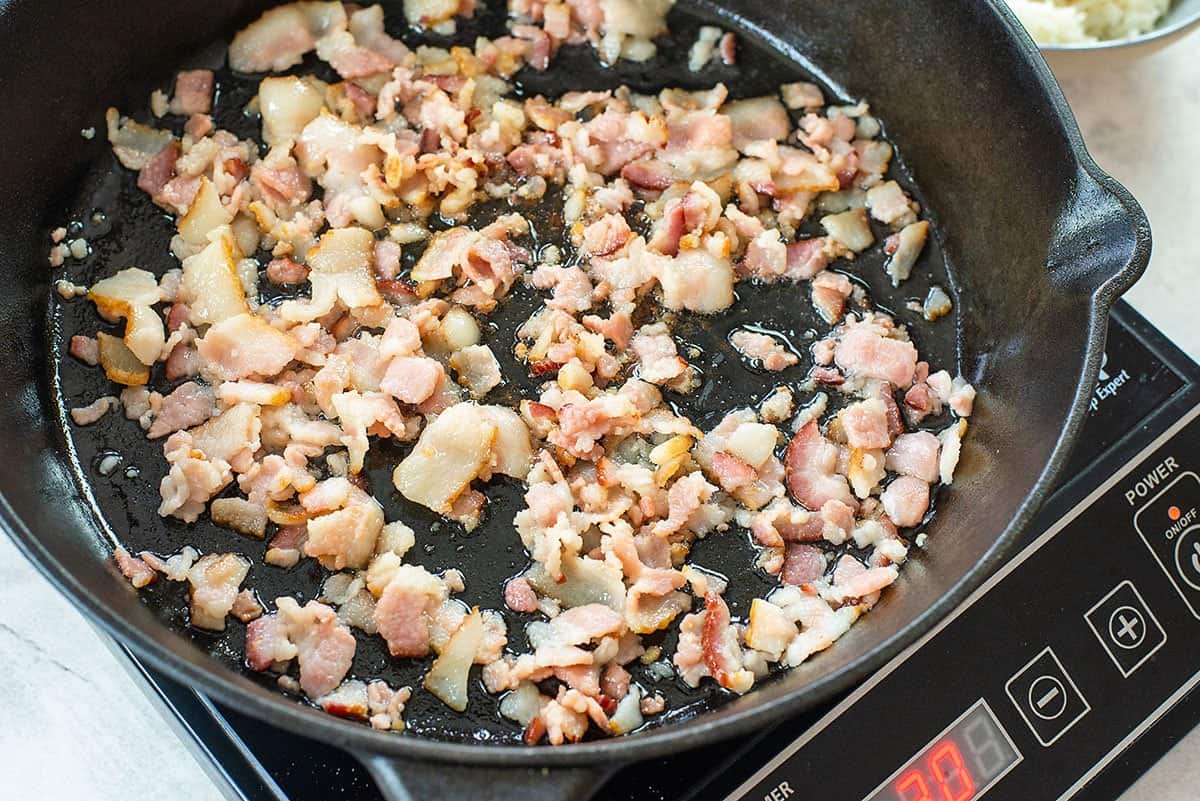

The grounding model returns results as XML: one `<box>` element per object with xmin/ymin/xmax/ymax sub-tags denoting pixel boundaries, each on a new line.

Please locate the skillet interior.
<box><xmin>1</xmin><ymin>0</ymin><xmax>1146</xmax><ymax>765</ymax></box>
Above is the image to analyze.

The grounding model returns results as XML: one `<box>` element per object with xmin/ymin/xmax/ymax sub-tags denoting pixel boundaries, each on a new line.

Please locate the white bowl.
<box><xmin>1039</xmin><ymin>0</ymin><xmax>1200</xmax><ymax>71</ymax></box>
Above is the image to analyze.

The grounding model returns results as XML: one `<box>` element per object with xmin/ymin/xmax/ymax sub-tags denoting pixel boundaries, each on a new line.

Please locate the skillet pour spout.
<box><xmin>0</xmin><ymin>0</ymin><xmax>1151</xmax><ymax>799</ymax></box>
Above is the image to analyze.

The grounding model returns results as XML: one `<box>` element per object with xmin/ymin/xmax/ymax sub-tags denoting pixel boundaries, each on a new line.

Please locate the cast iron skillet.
<box><xmin>0</xmin><ymin>0</ymin><xmax>1149</xmax><ymax>799</ymax></box>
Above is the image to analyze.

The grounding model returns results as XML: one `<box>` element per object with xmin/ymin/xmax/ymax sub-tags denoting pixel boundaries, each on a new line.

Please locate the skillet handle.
<box><xmin>1051</xmin><ymin>167</ymin><xmax>1151</xmax><ymax>302</ymax></box>
<box><xmin>363</xmin><ymin>755</ymin><xmax>616</xmax><ymax>801</ymax></box>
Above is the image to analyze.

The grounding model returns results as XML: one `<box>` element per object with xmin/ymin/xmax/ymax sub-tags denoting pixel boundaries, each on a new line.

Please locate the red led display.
<box><xmin>891</xmin><ymin>741</ymin><xmax>974</xmax><ymax>801</ymax></box>
<box><xmin>863</xmin><ymin>702</ymin><xmax>1021</xmax><ymax>801</ymax></box>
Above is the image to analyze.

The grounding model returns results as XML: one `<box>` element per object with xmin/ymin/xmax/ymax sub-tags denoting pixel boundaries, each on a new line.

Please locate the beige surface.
<box><xmin>0</xmin><ymin>29</ymin><xmax>1196</xmax><ymax>801</ymax></box>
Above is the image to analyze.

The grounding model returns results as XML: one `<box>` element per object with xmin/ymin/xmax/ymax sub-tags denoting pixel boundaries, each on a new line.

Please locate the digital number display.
<box><xmin>863</xmin><ymin>702</ymin><xmax>1022</xmax><ymax>801</ymax></box>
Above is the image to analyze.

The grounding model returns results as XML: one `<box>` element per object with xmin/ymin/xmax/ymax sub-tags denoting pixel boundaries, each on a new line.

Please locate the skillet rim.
<box><xmin>1</xmin><ymin>0</ymin><xmax>1150</xmax><ymax>769</ymax></box>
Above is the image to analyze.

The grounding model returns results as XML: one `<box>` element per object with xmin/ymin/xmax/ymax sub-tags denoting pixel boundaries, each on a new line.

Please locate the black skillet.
<box><xmin>0</xmin><ymin>0</ymin><xmax>1149</xmax><ymax>799</ymax></box>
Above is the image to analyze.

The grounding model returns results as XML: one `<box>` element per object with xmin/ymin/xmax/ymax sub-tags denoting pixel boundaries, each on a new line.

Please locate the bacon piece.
<box><xmin>69</xmin><ymin>335</ymin><xmax>100</xmax><ymax>366</ymax></box>
<box><xmin>137</xmin><ymin>140</ymin><xmax>180</xmax><ymax>199</ymax></box>
<box><xmin>583</xmin><ymin>110</ymin><xmax>657</xmax><ymax>176</ymax></box>
<box><xmin>373</xmin><ymin>565</ymin><xmax>449</xmax><ymax>658</ymax></box>
<box><xmin>621</xmin><ymin>159</ymin><xmax>674</xmax><ymax>191</ymax></box>
<box><xmin>187</xmin><ymin>553</ymin><xmax>250</xmax><ymax>631</ymax></box>
<box><xmin>840</xmin><ymin>398</ymin><xmax>892</xmax><ymax>450</ymax></box>
<box><xmin>739</xmin><ymin>231</ymin><xmax>786</xmax><ymax>280</ymax></box>
<box><xmin>70</xmin><ymin>396</ymin><xmax>119</xmax><ymax>426</ymax></box>
<box><xmin>115</xmin><ymin>548</ymin><xmax>157</xmax><ymax>588</ymax></box>
<box><xmin>710</xmin><ymin>450</ymin><xmax>757</xmax><ymax>492</ymax></box>
<box><xmin>184</xmin><ymin>113</ymin><xmax>213</xmax><ymax>139</ymax></box>
<box><xmin>885</xmin><ymin>432</ymin><xmax>941</xmax><ymax>483</ymax></box>
<box><xmin>504</xmin><ymin>577</ymin><xmax>538</xmax><ymax>613</ymax></box>
<box><xmin>251</xmin><ymin>157</ymin><xmax>312</xmax><ymax>209</ymax></box>
<box><xmin>784</xmin><ymin>421</ymin><xmax>855</xmax><ymax>511</ymax></box>
<box><xmin>631</xmin><ymin>326</ymin><xmax>692</xmax><ymax>389</ymax></box>
<box><xmin>700</xmin><ymin>592</ymin><xmax>746</xmax><ymax>691</ymax></box>
<box><xmin>830</xmin><ymin>556</ymin><xmax>899</xmax><ymax>603</ymax></box>
<box><xmin>158</xmin><ymin>175</ymin><xmax>202</xmax><ymax>211</ymax></box>
<box><xmin>197</xmin><ymin>314</ymin><xmax>299</xmax><ymax>381</ymax></box>
<box><xmin>723</xmin><ymin>97</ymin><xmax>790</xmax><ymax>151</ymax></box>
<box><xmin>582</xmin><ymin>213</ymin><xmax>633</xmax><ymax>258</ymax></box>
<box><xmin>373</xmin><ymin>240</ymin><xmax>402</xmax><ymax>281</ymax></box>
<box><xmin>711</xmin><ymin>30</ymin><xmax>734</xmax><ymax>63</ymax></box>
<box><xmin>811</xmin><ymin>271</ymin><xmax>852</xmax><ymax>324</ymax></box>
<box><xmin>785</xmin><ymin>238</ymin><xmax>832</xmax><ymax>281</ymax></box>
<box><xmin>835</xmin><ymin>325</ymin><xmax>918</xmax><ymax>387</ymax></box>
<box><xmin>267</xmin><ymin>257</ymin><xmax>310</xmax><ymax>285</ymax></box>
<box><xmin>148</xmin><ymin>381</ymin><xmax>214</xmax><ymax>439</ymax></box>
<box><xmin>171</xmin><ymin>70</ymin><xmax>214</xmax><ymax>116</ymax></box>
<box><xmin>730</xmin><ymin>329</ymin><xmax>797</xmax><ymax>371</ymax></box>
<box><xmin>880</xmin><ymin>476</ymin><xmax>930</xmax><ymax>528</ymax></box>
<box><xmin>781</xmin><ymin>544</ymin><xmax>826</xmax><ymax>586</ymax></box>
<box><xmin>247</xmin><ymin>598</ymin><xmax>357</xmax><ymax>698</ymax></box>
<box><xmin>380</xmin><ymin>356</ymin><xmax>445</xmax><ymax>405</ymax></box>
<box><xmin>165</xmin><ymin>343</ymin><xmax>201</xmax><ymax>380</ymax></box>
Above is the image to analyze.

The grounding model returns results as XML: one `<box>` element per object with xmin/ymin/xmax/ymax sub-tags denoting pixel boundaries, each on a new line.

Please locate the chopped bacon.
<box><xmin>343</xmin><ymin>82</ymin><xmax>378</xmax><ymax>117</ymax></box>
<box><xmin>582</xmin><ymin>310</ymin><xmax>634</xmax><ymax>350</ymax></box>
<box><xmin>84</xmin><ymin>2</ymin><xmax>968</xmax><ymax>739</ymax></box>
<box><xmin>147</xmin><ymin>381</ymin><xmax>214</xmax><ymax>439</ymax></box>
<box><xmin>885</xmin><ymin>432</ymin><xmax>940</xmax><ymax>483</ymax></box>
<box><xmin>373</xmin><ymin>240</ymin><xmax>402</xmax><ymax>281</ymax></box>
<box><xmin>267</xmin><ymin>257</ymin><xmax>310</xmax><ymax>285</ymax></box>
<box><xmin>811</xmin><ymin>271</ymin><xmax>852</xmax><ymax>324</ymax></box>
<box><xmin>880</xmin><ymin>475</ymin><xmax>930</xmax><ymax>528</ymax></box>
<box><xmin>710</xmin><ymin>450</ymin><xmax>758</xmax><ymax>492</ymax></box>
<box><xmin>785</xmin><ymin>238</ymin><xmax>832</xmax><ymax>280</ymax></box>
<box><xmin>115</xmin><ymin>547</ymin><xmax>157</xmax><ymax>588</ymax></box>
<box><xmin>784</xmin><ymin>421</ymin><xmax>855</xmax><ymax>511</ymax></box>
<box><xmin>840</xmin><ymin>398</ymin><xmax>892</xmax><ymax>450</ymax></box>
<box><xmin>621</xmin><ymin>159</ymin><xmax>674</xmax><ymax>191</ymax></box>
<box><xmin>165</xmin><ymin>343</ymin><xmax>202</xmax><ymax>380</ymax></box>
<box><xmin>700</xmin><ymin>592</ymin><xmax>745</xmax><ymax>691</ymax></box>
<box><xmin>834</xmin><ymin>323</ymin><xmax>918</xmax><ymax>387</ymax></box>
<box><xmin>185</xmin><ymin>113</ymin><xmax>214</xmax><ymax>139</ymax></box>
<box><xmin>374</xmin><ymin>568</ymin><xmax>447</xmax><ymax>658</ymax></box>
<box><xmin>381</xmin><ymin>356</ymin><xmax>445</xmax><ymax>405</ymax></box>
<box><xmin>70</xmin><ymin>396</ymin><xmax>119</xmax><ymax>426</ymax></box>
<box><xmin>137</xmin><ymin>140</ymin><xmax>180</xmax><ymax>199</ymax></box>
<box><xmin>504</xmin><ymin>577</ymin><xmax>539</xmax><ymax>613</ymax></box>
<box><xmin>246</xmin><ymin>598</ymin><xmax>356</xmax><ymax>698</ymax></box>
<box><xmin>719</xmin><ymin>32</ymin><xmax>737</xmax><ymax>64</ymax></box>
<box><xmin>171</xmin><ymin>70</ymin><xmax>214</xmax><ymax>116</ymax></box>
<box><xmin>730</xmin><ymin>329</ymin><xmax>797</xmax><ymax>371</ymax></box>
<box><xmin>631</xmin><ymin>326</ymin><xmax>692</xmax><ymax>388</ymax></box>
<box><xmin>69</xmin><ymin>335</ymin><xmax>100</xmax><ymax>366</ymax></box>
<box><xmin>829</xmin><ymin>555</ymin><xmax>898</xmax><ymax>602</ymax></box>
<box><xmin>196</xmin><ymin>314</ymin><xmax>299</xmax><ymax>381</ymax></box>
<box><xmin>782</xmin><ymin>544</ymin><xmax>826</xmax><ymax>585</ymax></box>
<box><xmin>582</xmin><ymin>213</ymin><xmax>633</xmax><ymax>258</ymax></box>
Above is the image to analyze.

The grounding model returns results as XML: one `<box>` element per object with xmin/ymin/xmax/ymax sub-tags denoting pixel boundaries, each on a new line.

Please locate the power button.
<box><xmin>1174</xmin><ymin>527</ymin><xmax>1200</xmax><ymax>591</ymax></box>
<box><xmin>1133</xmin><ymin>471</ymin><xmax>1200</xmax><ymax>618</ymax></box>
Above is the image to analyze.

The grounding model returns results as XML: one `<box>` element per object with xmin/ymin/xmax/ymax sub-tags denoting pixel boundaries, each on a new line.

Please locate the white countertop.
<box><xmin>2</xmin><ymin>31</ymin><xmax>1198</xmax><ymax>801</ymax></box>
